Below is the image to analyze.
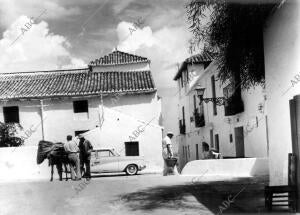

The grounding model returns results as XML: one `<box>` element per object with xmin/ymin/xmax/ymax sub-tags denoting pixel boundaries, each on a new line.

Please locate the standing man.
<box><xmin>78</xmin><ymin>135</ymin><xmax>93</xmax><ymax>180</ymax></box>
<box><xmin>64</xmin><ymin>135</ymin><xmax>81</xmax><ymax>180</ymax></box>
<box><xmin>162</xmin><ymin>131</ymin><xmax>176</xmax><ymax>176</ymax></box>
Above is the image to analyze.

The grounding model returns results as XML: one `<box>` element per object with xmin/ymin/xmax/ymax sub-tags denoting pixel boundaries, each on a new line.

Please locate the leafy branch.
<box><xmin>186</xmin><ymin>0</ymin><xmax>276</xmax><ymax>89</ymax></box>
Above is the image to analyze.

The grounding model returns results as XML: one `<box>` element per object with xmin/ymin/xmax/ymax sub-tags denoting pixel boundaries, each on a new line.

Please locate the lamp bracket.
<box><xmin>202</xmin><ymin>97</ymin><xmax>226</xmax><ymax>106</ymax></box>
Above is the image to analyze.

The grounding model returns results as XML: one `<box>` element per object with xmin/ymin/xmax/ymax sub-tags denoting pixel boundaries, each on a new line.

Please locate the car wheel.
<box><xmin>125</xmin><ymin>164</ymin><xmax>138</xmax><ymax>175</ymax></box>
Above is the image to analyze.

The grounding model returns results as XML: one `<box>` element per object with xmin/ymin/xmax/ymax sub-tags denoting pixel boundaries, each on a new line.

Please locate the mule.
<box><xmin>48</xmin><ymin>144</ymin><xmax>70</xmax><ymax>181</ymax></box>
<box><xmin>37</xmin><ymin>140</ymin><xmax>70</xmax><ymax>181</ymax></box>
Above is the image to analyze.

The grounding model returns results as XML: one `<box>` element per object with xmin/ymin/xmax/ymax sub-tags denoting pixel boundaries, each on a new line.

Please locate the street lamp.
<box><xmin>195</xmin><ymin>85</ymin><xmax>226</xmax><ymax>106</ymax></box>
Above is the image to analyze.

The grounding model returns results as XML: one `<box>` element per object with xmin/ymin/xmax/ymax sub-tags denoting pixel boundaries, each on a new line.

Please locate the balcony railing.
<box><xmin>179</xmin><ymin>119</ymin><xmax>186</xmax><ymax>134</ymax></box>
<box><xmin>194</xmin><ymin>108</ymin><xmax>205</xmax><ymax>127</ymax></box>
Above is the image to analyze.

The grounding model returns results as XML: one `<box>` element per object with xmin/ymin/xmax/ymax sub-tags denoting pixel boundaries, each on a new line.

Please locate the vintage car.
<box><xmin>90</xmin><ymin>148</ymin><xmax>146</xmax><ymax>175</ymax></box>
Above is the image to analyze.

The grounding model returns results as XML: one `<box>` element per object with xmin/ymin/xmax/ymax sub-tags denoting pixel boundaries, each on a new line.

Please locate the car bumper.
<box><xmin>138</xmin><ymin>165</ymin><xmax>146</xmax><ymax>171</ymax></box>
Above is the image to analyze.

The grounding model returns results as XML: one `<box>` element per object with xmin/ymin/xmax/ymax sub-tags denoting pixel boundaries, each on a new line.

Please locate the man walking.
<box><xmin>78</xmin><ymin>135</ymin><xmax>93</xmax><ymax>180</ymax></box>
<box><xmin>64</xmin><ymin>135</ymin><xmax>81</xmax><ymax>180</ymax></box>
<box><xmin>162</xmin><ymin>131</ymin><xmax>177</xmax><ymax>176</ymax></box>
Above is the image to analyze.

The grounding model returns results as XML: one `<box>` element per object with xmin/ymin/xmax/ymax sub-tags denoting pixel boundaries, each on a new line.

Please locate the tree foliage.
<box><xmin>0</xmin><ymin>122</ymin><xmax>24</xmax><ymax>147</ymax></box>
<box><xmin>186</xmin><ymin>0</ymin><xmax>276</xmax><ymax>89</ymax></box>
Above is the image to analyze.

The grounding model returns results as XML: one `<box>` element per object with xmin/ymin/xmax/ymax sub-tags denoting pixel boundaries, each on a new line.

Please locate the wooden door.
<box><xmin>289</xmin><ymin>96</ymin><xmax>300</xmax><ymax>210</ymax></box>
<box><xmin>235</xmin><ymin>126</ymin><xmax>245</xmax><ymax>158</ymax></box>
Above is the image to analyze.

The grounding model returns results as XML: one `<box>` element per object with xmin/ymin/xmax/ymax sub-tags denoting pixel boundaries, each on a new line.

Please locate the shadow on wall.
<box><xmin>249</xmin><ymin>158</ymin><xmax>269</xmax><ymax>176</ymax></box>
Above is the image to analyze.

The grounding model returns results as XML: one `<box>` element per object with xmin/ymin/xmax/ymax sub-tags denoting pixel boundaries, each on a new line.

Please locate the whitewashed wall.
<box><xmin>0</xmin><ymin>92</ymin><xmax>163</xmax><ymax>175</ymax></box>
<box><xmin>82</xmin><ymin>107</ymin><xmax>163</xmax><ymax>172</ymax></box>
<box><xmin>0</xmin><ymin>93</ymin><xmax>161</xmax><ymax>145</ymax></box>
<box><xmin>264</xmin><ymin>0</ymin><xmax>300</xmax><ymax>185</ymax></box>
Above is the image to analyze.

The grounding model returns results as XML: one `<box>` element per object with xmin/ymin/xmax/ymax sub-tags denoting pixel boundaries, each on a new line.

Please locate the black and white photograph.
<box><xmin>0</xmin><ymin>0</ymin><xmax>299</xmax><ymax>214</ymax></box>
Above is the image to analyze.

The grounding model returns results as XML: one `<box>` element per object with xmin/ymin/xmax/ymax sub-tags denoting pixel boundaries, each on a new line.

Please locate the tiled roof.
<box><xmin>185</xmin><ymin>52</ymin><xmax>214</xmax><ymax>64</ymax></box>
<box><xmin>89</xmin><ymin>50</ymin><xmax>150</xmax><ymax>66</ymax></box>
<box><xmin>173</xmin><ymin>52</ymin><xmax>215</xmax><ymax>80</ymax></box>
<box><xmin>0</xmin><ymin>69</ymin><xmax>156</xmax><ymax>100</ymax></box>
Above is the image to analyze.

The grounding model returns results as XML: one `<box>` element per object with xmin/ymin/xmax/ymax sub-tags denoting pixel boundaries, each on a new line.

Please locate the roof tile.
<box><xmin>0</xmin><ymin>69</ymin><xmax>156</xmax><ymax>100</ymax></box>
<box><xmin>173</xmin><ymin>52</ymin><xmax>215</xmax><ymax>80</ymax></box>
<box><xmin>89</xmin><ymin>50</ymin><xmax>150</xmax><ymax>66</ymax></box>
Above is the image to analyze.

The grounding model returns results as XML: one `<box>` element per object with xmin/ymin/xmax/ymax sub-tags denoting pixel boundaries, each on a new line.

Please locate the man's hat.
<box><xmin>167</xmin><ymin>131</ymin><xmax>174</xmax><ymax>136</ymax></box>
<box><xmin>78</xmin><ymin>134</ymin><xmax>84</xmax><ymax>138</ymax></box>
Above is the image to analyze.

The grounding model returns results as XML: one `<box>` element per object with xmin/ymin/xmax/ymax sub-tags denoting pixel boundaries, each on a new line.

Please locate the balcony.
<box><xmin>179</xmin><ymin>119</ymin><xmax>186</xmax><ymax>134</ymax></box>
<box><xmin>224</xmin><ymin>91</ymin><xmax>244</xmax><ymax>116</ymax></box>
<box><xmin>194</xmin><ymin>108</ymin><xmax>205</xmax><ymax>127</ymax></box>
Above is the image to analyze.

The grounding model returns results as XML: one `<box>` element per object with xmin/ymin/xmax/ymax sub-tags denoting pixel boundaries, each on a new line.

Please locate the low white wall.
<box><xmin>0</xmin><ymin>144</ymin><xmax>162</xmax><ymax>183</ymax></box>
<box><xmin>181</xmin><ymin>158</ymin><xmax>269</xmax><ymax>177</ymax></box>
<box><xmin>0</xmin><ymin>146</ymin><xmax>53</xmax><ymax>182</ymax></box>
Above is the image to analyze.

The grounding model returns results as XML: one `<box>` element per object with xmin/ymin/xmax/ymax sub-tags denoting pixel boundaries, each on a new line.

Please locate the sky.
<box><xmin>0</xmin><ymin>0</ymin><xmax>194</xmax><ymax>90</ymax></box>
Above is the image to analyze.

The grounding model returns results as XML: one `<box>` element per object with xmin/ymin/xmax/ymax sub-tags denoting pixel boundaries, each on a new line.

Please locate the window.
<box><xmin>125</xmin><ymin>141</ymin><xmax>139</xmax><ymax>156</ymax></box>
<box><xmin>211</xmin><ymin>75</ymin><xmax>217</xmax><ymax>115</ymax></box>
<box><xmin>223</xmin><ymin>83</ymin><xmax>244</xmax><ymax>116</ymax></box>
<box><xmin>210</xmin><ymin>129</ymin><xmax>214</xmax><ymax>148</ymax></box>
<box><xmin>73</xmin><ymin>100</ymin><xmax>88</xmax><ymax>113</ymax></box>
<box><xmin>202</xmin><ymin>142</ymin><xmax>209</xmax><ymax>152</ymax></box>
<box><xmin>74</xmin><ymin>130</ymin><xmax>89</xmax><ymax>137</ymax></box>
<box><xmin>193</xmin><ymin>95</ymin><xmax>197</xmax><ymax>111</ymax></box>
<box><xmin>180</xmin><ymin>77</ymin><xmax>183</xmax><ymax>88</ymax></box>
<box><xmin>182</xmin><ymin>106</ymin><xmax>185</xmax><ymax>124</ymax></box>
<box><xmin>196</xmin><ymin>144</ymin><xmax>199</xmax><ymax>160</ymax></box>
<box><xmin>99</xmin><ymin>150</ymin><xmax>114</xmax><ymax>157</ymax></box>
<box><xmin>194</xmin><ymin>98</ymin><xmax>205</xmax><ymax>127</ymax></box>
<box><xmin>3</xmin><ymin>106</ymin><xmax>19</xmax><ymax>123</ymax></box>
<box><xmin>183</xmin><ymin>71</ymin><xmax>187</xmax><ymax>86</ymax></box>
<box><xmin>185</xmin><ymin>146</ymin><xmax>188</xmax><ymax>161</ymax></box>
<box><xmin>180</xmin><ymin>106</ymin><xmax>186</xmax><ymax>134</ymax></box>
<box><xmin>230</xmin><ymin>134</ymin><xmax>233</xmax><ymax>143</ymax></box>
<box><xmin>223</xmin><ymin>83</ymin><xmax>234</xmax><ymax>99</ymax></box>
<box><xmin>215</xmin><ymin>134</ymin><xmax>219</xmax><ymax>152</ymax></box>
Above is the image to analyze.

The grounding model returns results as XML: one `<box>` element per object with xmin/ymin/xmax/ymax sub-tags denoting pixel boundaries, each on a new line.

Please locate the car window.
<box><xmin>91</xmin><ymin>151</ymin><xmax>98</xmax><ymax>159</ymax></box>
<box><xmin>99</xmin><ymin>150</ymin><xmax>114</xmax><ymax>157</ymax></box>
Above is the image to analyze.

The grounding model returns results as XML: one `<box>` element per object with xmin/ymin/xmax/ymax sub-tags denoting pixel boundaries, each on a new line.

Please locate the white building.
<box><xmin>174</xmin><ymin>53</ymin><xmax>268</xmax><ymax>170</ymax></box>
<box><xmin>0</xmin><ymin>50</ymin><xmax>163</xmax><ymax>171</ymax></box>
<box><xmin>263</xmin><ymin>0</ymin><xmax>300</xmax><ymax>195</ymax></box>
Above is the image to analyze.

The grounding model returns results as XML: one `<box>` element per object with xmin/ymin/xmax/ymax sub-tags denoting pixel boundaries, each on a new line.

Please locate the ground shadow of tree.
<box><xmin>119</xmin><ymin>178</ymin><xmax>268</xmax><ymax>214</ymax></box>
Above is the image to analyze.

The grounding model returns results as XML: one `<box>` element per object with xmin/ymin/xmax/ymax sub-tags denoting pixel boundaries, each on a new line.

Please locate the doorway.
<box><xmin>234</xmin><ymin>126</ymin><xmax>245</xmax><ymax>158</ymax></box>
<box><xmin>289</xmin><ymin>96</ymin><xmax>300</xmax><ymax>210</ymax></box>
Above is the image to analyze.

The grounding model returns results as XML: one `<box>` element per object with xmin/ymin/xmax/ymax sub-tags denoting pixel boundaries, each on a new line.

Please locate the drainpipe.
<box><xmin>40</xmin><ymin>100</ymin><xmax>45</xmax><ymax>140</ymax></box>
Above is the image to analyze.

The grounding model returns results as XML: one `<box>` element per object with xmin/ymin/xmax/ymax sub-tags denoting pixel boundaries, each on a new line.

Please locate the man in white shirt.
<box><xmin>64</xmin><ymin>135</ymin><xmax>81</xmax><ymax>180</ymax></box>
<box><xmin>162</xmin><ymin>132</ymin><xmax>174</xmax><ymax>159</ymax></box>
<box><xmin>162</xmin><ymin>132</ymin><xmax>177</xmax><ymax>176</ymax></box>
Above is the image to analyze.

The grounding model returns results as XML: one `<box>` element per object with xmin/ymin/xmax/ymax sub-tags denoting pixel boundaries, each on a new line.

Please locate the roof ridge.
<box><xmin>173</xmin><ymin>51</ymin><xmax>215</xmax><ymax>80</ymax></box>
<box><xmin>0</xmin><ymin>68</ymin><xmax>89</xmax><ymax>76</ymax></box>
<box><xmin>0</xmin><ymin>69</ymin><xmax>151</xmax><ymax>77</ymax></box>
<box><xmin>89</xmin><ymin>49</ymin><xmax>150</xmax><ymax>66</ymax></box>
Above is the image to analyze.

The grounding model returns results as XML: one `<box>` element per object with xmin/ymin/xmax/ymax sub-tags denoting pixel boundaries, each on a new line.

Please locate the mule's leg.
<box><xmin>50</xmin><ymin>164</ymin><xmax>54</xmax><ymax>182</ymax></box>
<box><xmin>56</xmin><ymin>163</ymin><xmax>63</xmax><ymax>181</ymax></box>
<box><xmin>64</xmin><ymin>163</ymin><xmax>68</xmax><ymax>181</ymax></box>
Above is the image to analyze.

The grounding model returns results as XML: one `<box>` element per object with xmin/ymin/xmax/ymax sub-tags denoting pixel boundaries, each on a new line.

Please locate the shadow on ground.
<box><xmin>118</xmin><ymin>177</ymin><xmax>269</xmax><ymax>214</ymax></box>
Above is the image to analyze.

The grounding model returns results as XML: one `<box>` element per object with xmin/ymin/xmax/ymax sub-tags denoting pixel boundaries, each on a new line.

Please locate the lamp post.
<box><xmin>195</xmin><ymin>85</ymin><xmax>226</xmax><ymax>106</ymax></box>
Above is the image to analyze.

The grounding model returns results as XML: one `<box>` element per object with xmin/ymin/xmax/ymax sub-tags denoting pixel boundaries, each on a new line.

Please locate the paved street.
<box><xmin>0</xmin><ymin>173</ymin><xmax>278</xmax><ymax>215</ymax></box>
